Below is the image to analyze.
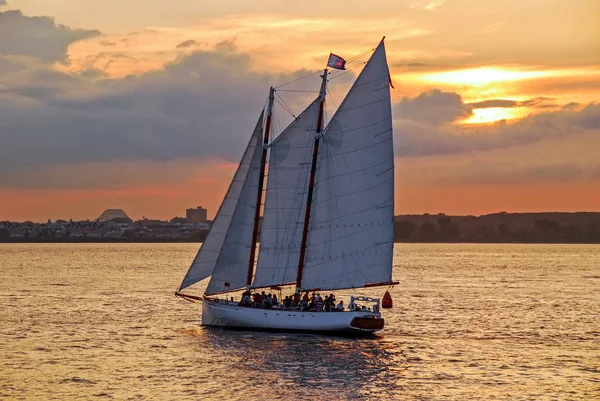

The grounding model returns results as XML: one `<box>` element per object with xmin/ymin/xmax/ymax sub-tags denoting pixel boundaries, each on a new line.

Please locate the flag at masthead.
<box><xmin>327</xmin><ymin>53</ymin><xmax>346</xmax><ymax>70</ymax></box>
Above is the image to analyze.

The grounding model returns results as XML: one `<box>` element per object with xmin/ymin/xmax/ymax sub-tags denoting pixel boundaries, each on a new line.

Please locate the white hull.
<box><xmin>201</xmin><ymin>298</ymin><xmax>385</xmax><ymax>335</ymax></box>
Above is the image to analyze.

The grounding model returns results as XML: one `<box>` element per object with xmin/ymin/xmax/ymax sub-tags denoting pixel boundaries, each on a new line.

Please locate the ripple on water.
<box><xmin>1</xmin><ymin>243</ymin><xmax>598</xmax><ymax>401</ymax></box>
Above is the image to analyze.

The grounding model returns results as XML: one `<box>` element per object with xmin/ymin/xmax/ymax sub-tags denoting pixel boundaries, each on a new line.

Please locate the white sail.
<box><xmin>178</xmin><ymin>112</ymin><xmax>264</xmax><ymax>292</ymax></box>
<box><xmin>251</xmin><ymin>100</ymin><xmax>320</xmax><ymax>288</ymax></box>
<box><xmin>301</xmin><ymin>41</ymin><xmax>394</xmax><ymax>291</ymax></box>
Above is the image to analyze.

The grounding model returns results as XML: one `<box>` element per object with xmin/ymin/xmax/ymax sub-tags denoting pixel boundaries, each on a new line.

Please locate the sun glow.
<box><xmin>421</xmin><ymin>67</ymin><xmax>552</xmax><ymax>86</ymax></box>
<box><xmin>418</xmin><ymin>67</ymin><xmax>600</xmax><ymax>88</ymax></box>
<box><xmin>462</xmin><ymin>107</ymin><xmax>530</xmax><ymax>124</ymax></box>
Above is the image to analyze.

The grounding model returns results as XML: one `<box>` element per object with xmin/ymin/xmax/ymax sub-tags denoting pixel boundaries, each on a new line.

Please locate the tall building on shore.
<box><xmin>186</xmin><ymin>206</ymin><xmax>207</xmax><ymax>223</ymax></box>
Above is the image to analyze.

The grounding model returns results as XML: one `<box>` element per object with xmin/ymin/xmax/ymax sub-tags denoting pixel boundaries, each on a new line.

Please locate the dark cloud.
<box><xmin>0</xmin><ymin>45</ymin><xmax>320</xmax><ymax>179</ymax></box>
<box><xmin>568</xmin><ymin>102</ymin><xmax>600</xmax><ymax>129</ymax></box>
<box><xmin>176</xmin><ymin>39</ymin><xmax>201</xmax><ymax>49</ymax></box>
<box><xmin>518</xmin><ymin>97</ymin><xmax>556</xmax><ymax>108</ymax></box>
<box><xmin>1</xmin><ymin>46</ymin><xmax>597</xmax><ymax>187</ymax></box>
<box><xmin>392</xmin><ymin>87</ymin><xmax>599</xmax><ymax>158</ymax></box>
<box><xmin>79</xmin><ymin>67</ymin><xmax>109</xmax><ymax>79</ymax></box>
<box><xmin>394</xmin><ymin>89</ymin><xmax>473</xmax><ymax>124</ymax></box>
<box><xmin>0</xmin><ymin>10</ymin><xmax>100</xmax><ymax>63</ymax></box>
<box><xmin>469</xmin><ymin>97</ymin><xmax>556</xmax><ymax>109</ymax></box>
<box><xmin>469</xmin><ymin>99</ymin><xmax>518</xmax><ymax>109</ymax></box>
<box><xmin>395</xmin><ymin>101</ymin><xmax>600</xmax><ymax>157</ymax></box>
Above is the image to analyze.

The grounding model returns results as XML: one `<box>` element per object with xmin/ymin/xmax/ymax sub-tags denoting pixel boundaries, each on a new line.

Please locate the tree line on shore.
<box><xmin>394</xmin><ymin>212</ymin><xmax>600</xmax><ymax>243</ymax></box>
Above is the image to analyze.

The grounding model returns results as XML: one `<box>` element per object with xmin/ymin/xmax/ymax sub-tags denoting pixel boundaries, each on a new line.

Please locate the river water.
<box><xmin>1</xmin><ymin>243</ymin><xmax>598</xmax><ymax>400</ymax></box>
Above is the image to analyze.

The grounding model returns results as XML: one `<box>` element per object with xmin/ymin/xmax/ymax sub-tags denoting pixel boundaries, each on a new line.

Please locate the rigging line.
<box><xmin>276</xmin><ymin>89</ymin><xmax>319</xmax><ymax>93</ymax></box>
<box><xmin>274</xmin><ymin>90</ymin><xmax>292</xmax><ymax>113</ymax></box>
<box><xmin>325</xmin><ymin>48</ymin><xmax>373</xmax><ymax>81</ymax></box>
<box><xmin>335</xmin><ymin>56</ymin><xmax>370</xmax><ymax>70</ymax></box>
<box><xmin>344</xmin><ymin>59</ymin><xmax>370</xmax><ymax>70</ymax></box>
<box><xmin>273</xmin><ymin>47</ymin><xmax>373</xmax><ymax>89</ymax></box>
<box><xmin>328</xmin><ymin>62</ymin><xmax>367</xmax><ymax>81</ymax></box>
<box><xmin>274</xmin><ymin>70</ymin><xmax>322</xmax><ymax>89</ymax></box>
<box><xmin>345</xmin><ymin>47</ymin><xmax>375</xmax><ymax>63</ymax></box>
<box><xmin>326</xmin><ymin>86</ymin><xmax>339</xmax><ymax>116</ymax></box>
<box><xmin>274</xmin><ymin>92</ymin><xmax>296</xmax><ymax>118</ymax></box>
<box><xmin>274</xmin><ymin>96</ymin><xmax>295</xmax><ymax>119</ymax></box>
<box><xmin>274</xmin><ymin>96</ymin><xmax>294</xmax><ymax>118</ymax></box>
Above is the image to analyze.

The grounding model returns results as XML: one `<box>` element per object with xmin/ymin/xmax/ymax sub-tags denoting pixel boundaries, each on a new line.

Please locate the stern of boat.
<box><xmin>349</xmin><ymin>315</ymin><xmax>385</xmax><ymax>333</ymax></box>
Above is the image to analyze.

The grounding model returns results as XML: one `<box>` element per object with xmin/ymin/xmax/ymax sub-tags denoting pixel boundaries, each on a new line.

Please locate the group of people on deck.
<box><xmin>238</xmin><ymin>290</ymin><xmax>354</xmax><ymax>311</ymax></box>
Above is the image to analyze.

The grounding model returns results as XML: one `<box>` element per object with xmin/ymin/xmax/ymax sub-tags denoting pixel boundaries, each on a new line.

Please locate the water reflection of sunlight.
<box><xmin>191</xmin><ymin>328</ymin><xmax>405</xmax><ymax>400</ymax></box>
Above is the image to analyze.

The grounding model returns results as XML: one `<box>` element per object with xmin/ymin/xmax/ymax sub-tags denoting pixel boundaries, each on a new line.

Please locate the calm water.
<box><xmin>1</xmin><ymin>243</ymin><xmax>598</xmax><ymax>400</ymax></box>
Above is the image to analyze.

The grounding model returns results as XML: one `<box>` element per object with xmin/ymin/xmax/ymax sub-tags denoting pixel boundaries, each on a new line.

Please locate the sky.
<box><xmin>0</xmin><ymin>0</ymin><xmax>599</xmax><ymax>222</ymax></box>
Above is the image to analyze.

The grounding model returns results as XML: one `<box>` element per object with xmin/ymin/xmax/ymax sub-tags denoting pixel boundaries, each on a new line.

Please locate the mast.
<box><xmin>295</xmin><ymin>69</ymin><xmax>328</xmax><ymax>290</ymax></box>
<box><xmin>247</xmin><ymin>87</ymin><xmax>274</xmax><ymax>285</ymax></box>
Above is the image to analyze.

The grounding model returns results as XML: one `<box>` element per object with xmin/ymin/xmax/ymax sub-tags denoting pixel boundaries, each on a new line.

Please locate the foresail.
<box><xmin>251</xmin><ymin>100</ymin><xmax>320</xmax><ymax>288</ymax></box>
<box><xmin>204</xmin><ymin>114</ymin><xmax>266</xmax><ymax>295</ymax></box>
<box><xmin>178</xmin><ymin>112</ymin><xmax>264</xmax><ymax>292</ymax></box>
<box><xmin>301</xmin><ymin>41</ymin><xmax>394</xmax><ymax>291</ymax></box>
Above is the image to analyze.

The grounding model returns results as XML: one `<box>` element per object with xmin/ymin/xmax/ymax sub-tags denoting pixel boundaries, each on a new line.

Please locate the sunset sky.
<box><xmin>1</xmin><ymin>0</ymin><xmax>599</xmax><ymax>222</ymax></box>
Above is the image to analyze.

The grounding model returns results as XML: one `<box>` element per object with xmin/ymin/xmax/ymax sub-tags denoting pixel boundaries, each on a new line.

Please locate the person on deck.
<box><xmin>293</xmin><ymin>292</ymin><xmax>301</xmax><ymax>305</ymax></box>
<box><xmin>240</xmin><ymin>292</ymin><xmax>252</xmax><ymax>307</ymax></box>
<box><xmin>262</xmin><ymin>294</ymin><xmax>273</xmax><ymax>309</ymax></box>
<box><xmin>252</xmin><ymin>292</ymin><xmax>260</xmax><ymax>307</ymax></box>
<box><xmin>336</xmin><ymin>300</ymin><xmax>345</xmax><ymax>311</ymax></box>
<box><xmin>324</xmin><ymin>295</ymin><xmax>333</xmax><ymax>311</ymax></box>
<box><xmin>315</xmin><ymin>294</ymin><xmax>324</xmax><ymax>311</ymax></box>
<box><xmin>300</xmin><ymin>292</ymin><xmax>308</xmax><ymax>310</ymax></box>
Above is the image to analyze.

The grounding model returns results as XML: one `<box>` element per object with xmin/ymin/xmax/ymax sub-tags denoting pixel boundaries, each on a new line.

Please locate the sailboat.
<box><xmin>175</xmin><ymin>38</ymin><xmax>397</xmax><ymax>335</ymax></box>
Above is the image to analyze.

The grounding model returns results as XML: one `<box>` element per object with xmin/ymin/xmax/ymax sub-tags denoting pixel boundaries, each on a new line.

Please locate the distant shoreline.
<box><xmin>1</xmin><ymin>239</ymin><xmax>598</xmax><ymax>244</ymax></box>
<box><xmin>3</xmin><ymin>212</ymin><xmax>598</xmax><ymax>244</ymax></box>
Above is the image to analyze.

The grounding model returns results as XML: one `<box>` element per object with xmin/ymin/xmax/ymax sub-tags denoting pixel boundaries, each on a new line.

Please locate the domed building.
<box><xmin>97</xmin><ymin>209</ymin><xmax>130</xmax><ymax>222</ymax></box>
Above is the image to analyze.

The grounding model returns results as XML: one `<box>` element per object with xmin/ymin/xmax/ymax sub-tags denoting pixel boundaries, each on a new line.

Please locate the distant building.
<box><xmin>98</xmin><ymin>209</ymin><xmax>130</xmax><ymax>222</ymax></box>
<box><xmin>186</xmin><ymin>206</ymin><xmax>208</xmax><ymax>223</ymax></box>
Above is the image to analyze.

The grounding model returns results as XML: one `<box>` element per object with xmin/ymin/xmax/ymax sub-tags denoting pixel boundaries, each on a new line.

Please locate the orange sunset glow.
<box><xmin>1</xmin><ymin>0</ymin><xmax>599</xmax><ymax>221</ymax></box>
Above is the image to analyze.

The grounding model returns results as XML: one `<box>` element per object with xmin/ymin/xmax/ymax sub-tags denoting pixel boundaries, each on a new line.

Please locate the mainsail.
<box><xmin>178</xmin><ymin>112</ymin><xmax>264</xmax><ymax>293</ymax></box>
<box><xmin>251</xmin><ymin>100</ymin><xmax>320</xmax><ymax>288</ymax></box>
<box><xmin>301</xmin><ymin>41</ymin><xmax>395</xmax><ymax>291</ymax></box>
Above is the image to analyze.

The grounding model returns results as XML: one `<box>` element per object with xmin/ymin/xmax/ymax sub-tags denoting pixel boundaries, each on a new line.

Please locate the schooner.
<box><xmin>176</xmin><ymin>38</ymin><xmax>397</xmax><ymax>334</ymax></box>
